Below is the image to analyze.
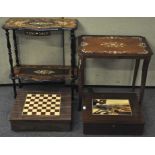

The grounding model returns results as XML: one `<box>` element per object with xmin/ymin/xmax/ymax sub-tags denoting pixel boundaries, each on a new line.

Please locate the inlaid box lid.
<box><xmin>3</xmin><ymin>18</ymin><xmax>77</xmax><ymax>30</ymax></box>
<box><xmin>79</xmin><ymin>35</ymin><xmax>153</xmax><ymax>57</ymax></box>
<box><xmin>92</xmin><ymin>98</ymin><xmax>132</xmax><ymax>116</ymax></box>
<box><xmin>10</xmin><ymin>89</ymin><xmax>71</xmax><ymax>121</ymax></box>
<box><xmin>82</xmin><ymin>92</ymin><xmax>144</xmax><ymax>124</ymax></box>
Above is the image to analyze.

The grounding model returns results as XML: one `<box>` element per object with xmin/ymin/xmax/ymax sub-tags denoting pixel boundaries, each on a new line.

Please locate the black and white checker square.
<box><xmin>22</xmin><ymin>93</ymin><xmax>61</xmax><ymax>116</ymax></box>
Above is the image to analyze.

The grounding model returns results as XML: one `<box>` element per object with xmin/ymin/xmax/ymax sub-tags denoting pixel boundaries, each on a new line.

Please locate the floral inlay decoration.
<box><xmin>34</xmin><ymin>70</ymin><xmax>55</xmax><ymax>75</ymax></box>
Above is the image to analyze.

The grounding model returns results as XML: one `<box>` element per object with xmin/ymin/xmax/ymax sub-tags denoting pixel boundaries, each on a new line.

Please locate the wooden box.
<box><xmin>10</xmin><ymin>88</ymin><xmax>72</xmax><ymax>131</ymax></box>
<box><xmin>82</xmin><ymin>92</ymin><xmax>144</xmax><ymax>135</ymax></box>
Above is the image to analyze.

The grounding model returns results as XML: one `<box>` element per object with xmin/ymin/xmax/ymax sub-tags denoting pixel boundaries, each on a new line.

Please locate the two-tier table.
<box><xmin>3</xmin><ymin>18</ymin><xmax>78</xmax><ymax>131</ymax></box>
<box><xmin>78</xmin><ymin>35</ymin><xmax>153</xmax><ymax>135</ymax></box>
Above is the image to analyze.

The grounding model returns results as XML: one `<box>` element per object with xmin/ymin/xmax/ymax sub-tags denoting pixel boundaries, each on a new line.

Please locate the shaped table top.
<box><xmin>3</xmin><ymin>18</ymin><xmax>77</xmax><ymax>31</ymax></box>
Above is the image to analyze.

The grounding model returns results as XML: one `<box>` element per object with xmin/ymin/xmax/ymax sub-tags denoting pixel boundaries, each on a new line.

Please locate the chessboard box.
<box><xmin>10</xmin><ymin>89</ymin><xmax>72</xmax><ymax>131</ymax></box>
<box><xmin>82</xmin><ymin>92</ymin><xmax>144</xmax><ymax>135</ymax></box>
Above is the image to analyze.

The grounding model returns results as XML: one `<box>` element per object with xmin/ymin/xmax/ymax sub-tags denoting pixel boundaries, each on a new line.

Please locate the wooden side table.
<box><xmin>2</xmin><ymin>18</ymin><xmax>78</xmax><ymax>99</ymax></box>
<box><xmin>78</xmin><ymin>35</ymin><xmax>153</xmax><ymax>135</ymax></box>
<box><xmin>78</xmin><ymin>35</ymin><xmax>153</xmax><ymax>110</ymax></box>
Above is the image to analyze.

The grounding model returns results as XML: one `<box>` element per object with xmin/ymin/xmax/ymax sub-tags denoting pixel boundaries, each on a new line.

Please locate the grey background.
<box><xmin>0</xmin><ymin>17</ymin><xmax>155</xmax><ymax>85</ymax></box>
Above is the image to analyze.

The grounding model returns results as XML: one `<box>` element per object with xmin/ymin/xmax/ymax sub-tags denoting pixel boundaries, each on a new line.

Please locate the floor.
<box><xmin>0</xmin><ymin>86</ymin><xmax>155</xmax><ymax>137</ymax></box>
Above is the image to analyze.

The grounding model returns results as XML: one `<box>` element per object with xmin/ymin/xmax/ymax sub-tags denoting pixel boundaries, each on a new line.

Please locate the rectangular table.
<box><xmin>78</xmin><ymin>35</ymin><xmax>153</xmax><ymax>135</ymax></box>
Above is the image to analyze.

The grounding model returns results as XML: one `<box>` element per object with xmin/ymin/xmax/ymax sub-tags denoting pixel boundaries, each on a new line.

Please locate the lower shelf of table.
<box><xmin>82</xmin><ymin>92</ymin><xmax>144</xmax><ymax>135</ymax></box>
<box><xmin>10</xmin><ymin>88</ymin><xmax>72</xmax><ymax>131</ymax></box>
<box><xmin>13</xmin><ymin>65</ymin><xmax>77</xmax><ymax>82</ymax></box>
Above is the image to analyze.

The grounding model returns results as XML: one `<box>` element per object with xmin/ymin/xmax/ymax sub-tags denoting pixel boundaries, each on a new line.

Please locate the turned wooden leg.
<box><xmin>13</xmin><ymin>30</ymin><xmax>22</xmax><ymax>89</ymax></box>
<box><xmin>5</xmin><ymin>30</ymin><xmax>17</xmax><ymax>98</ymax></box>
<box><xmin>70</xmin><ymin>30</ymin><xmax>76</xmax><ymax>101</ymax></box>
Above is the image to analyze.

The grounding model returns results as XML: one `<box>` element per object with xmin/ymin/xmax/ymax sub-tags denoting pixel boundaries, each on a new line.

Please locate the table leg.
<box><xmin>132</xmin><ymin>59</ymin><xmax>140</xmax><ymax>91</ymax></box>
<box><xmin>13</xmin><ymin>30</ymin><xmax>22</xmax><ymax>88</ymax></box>
<box><xmin>62</xmin><ymin>29</ymin><xmax>65</xmax><ymax>66</ymax></box>
<box><xmin>5</xmin><ymin>30</ymin><xmax>17</xmax><ymax>98</ymax></box>
<box><xmin>70</xmin><ymin>30</ymin><xmax>76</xmax><ymax>101</ymax></box>
<box><xmin>139</xmin><ymin>57</ymin><xmax>151</xmax><ymax>104</ymax></box>
<box><xmin>78</xmin><ymin>56</ymin><xmax>85</xmax><ymax>110</ymax></box>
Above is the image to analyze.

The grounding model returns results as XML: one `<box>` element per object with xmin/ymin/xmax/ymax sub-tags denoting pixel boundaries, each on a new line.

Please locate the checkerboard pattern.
<box><xmin>22</xmin><ymin>93</ymin><xmax>61</xmax><ymax>116</ymax></box>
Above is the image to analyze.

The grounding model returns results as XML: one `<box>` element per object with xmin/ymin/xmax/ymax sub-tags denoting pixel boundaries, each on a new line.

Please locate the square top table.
<box><xmin>78</xmin><ymin>35</ymin><xmax>153</xmax><ymax>110</ymax></box>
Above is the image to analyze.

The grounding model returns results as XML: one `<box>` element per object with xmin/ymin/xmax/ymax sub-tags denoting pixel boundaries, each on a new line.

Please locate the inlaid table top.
<box><xmin>79</xmin><ymin>35</ymin><xmax>152</xmax><ymax>57</ymax></box>
<box><xmin>3</xmin><ymin>18</ymin><xmax>77</xmax><ymax>30</ymax></box>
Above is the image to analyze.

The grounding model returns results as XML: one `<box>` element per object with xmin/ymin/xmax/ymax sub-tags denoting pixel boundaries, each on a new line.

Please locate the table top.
<box><xmin>3</xmin><ymin>18</ymin><xmax>77</xmax><ymax>31</ymax></box>
<box><xmin>78</xmin><ymin>35</ymin><xmax>153</xmax><ymax>57</ymax></box>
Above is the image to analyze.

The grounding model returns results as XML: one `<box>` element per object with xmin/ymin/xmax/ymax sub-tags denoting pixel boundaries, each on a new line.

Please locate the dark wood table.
<box><xmin>78</xmin><ymin>35</ymin><xmax>153</xmax><ymax>135</ymax></box>
<box><xmin>2</xmin><ymin>18</ymin><xmax>78</xmax><ymax>100</ymax></box>
<box><xmin>78</xmin><ymin>35</ymin><xmax>153</xmax><ymax>110</ymax></box>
